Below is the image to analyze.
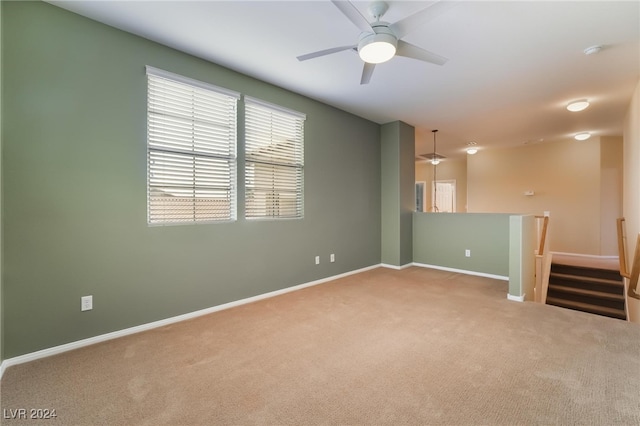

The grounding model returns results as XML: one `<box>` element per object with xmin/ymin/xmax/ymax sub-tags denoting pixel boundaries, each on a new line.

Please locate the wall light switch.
<box><xmin>465</xmin><ymin>249</ymin><xmax>471</xmax><ymax>257</ymax></box>
<box><xmin>315</xmin><ymin>256</ymin><xmax>320</xmax><ymax>265</ymax></box>
<box><xmin>330</xmin><ymin>253</ymin><xmax>335</xmax><ymax>263</ymax></box>
<box><xmin>81</xmin><ymin>295</ymin><xmax>93</xmax><ymax>311</ymax></box>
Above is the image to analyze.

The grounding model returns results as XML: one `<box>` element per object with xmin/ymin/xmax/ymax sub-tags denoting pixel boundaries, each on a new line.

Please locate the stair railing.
<box><xmin>534</xmin><ymin>215</ymin><xmax>551</xmax><ymax>303</ymax></box>
<box><xmin>627</xmin><ymin>234</ymin><xmax>640</xmax><ymax>300</ymax></box>
<box><xmin>535</xmin><ymin>215</ymin><xmax>549</xmax><ymax>255</ymax></box>
<box><xmin>616</xmin><ymin>217</ymin><xmax>640</xmax><ymax>300</ymax></box>
<box><xmin>617</xmin><ymin>218</ymin><xmax>629</xmax><ymax>278</ymax></box>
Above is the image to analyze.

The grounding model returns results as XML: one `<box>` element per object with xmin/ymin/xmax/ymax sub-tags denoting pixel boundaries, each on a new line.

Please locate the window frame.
<box><xmin>244</xmin><ymin>96</ymin><xmax>306</xmax><ymax>220</ymax></box>
<box><xmin>146</xmin><ymin>66</ymin><xmax>240</xmax><ymax>225</ymax></box>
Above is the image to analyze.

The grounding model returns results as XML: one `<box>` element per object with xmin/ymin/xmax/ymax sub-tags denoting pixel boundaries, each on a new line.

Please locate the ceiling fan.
<box><xmin>297</xmin><ymin>0</ymin><xmax>453</xmax><ymax>84</ymax></box>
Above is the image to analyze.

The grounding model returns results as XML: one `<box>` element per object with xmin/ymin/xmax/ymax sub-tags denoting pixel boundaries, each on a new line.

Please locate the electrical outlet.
<box><xmin>330</xmin><ymin>253</ymin><xmax>335</xmax><ymax>263</ymax></box>
<box><xmin>315</xmin><ymin>256</ymin><xmax>320</xmax><ymax>265</ymax></box>
<box><xmin>81</xmin><ymin>295</ymin><xmax>93</xmax><ymax>311</ymax></box>
<box><xmin>465</xmin><ymin>249</ymin><xmax>471</xmax><ymax>257</ymax></box>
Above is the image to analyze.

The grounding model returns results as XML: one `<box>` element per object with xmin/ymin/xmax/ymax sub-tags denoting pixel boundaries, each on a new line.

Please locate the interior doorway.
<box><xmin>432</xmin><ymin>180</ymin><xmax>456</xmax><ymax>212</ymax></box>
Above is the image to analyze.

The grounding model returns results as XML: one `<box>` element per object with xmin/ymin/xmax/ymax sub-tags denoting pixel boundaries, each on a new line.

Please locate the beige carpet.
<box><xmin>2</xmin><ymin>267</ymin><xmax>639</xmax><ymax>425</ymax></box>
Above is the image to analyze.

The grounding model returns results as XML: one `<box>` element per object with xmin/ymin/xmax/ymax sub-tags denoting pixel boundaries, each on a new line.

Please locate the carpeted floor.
<box><xmin>2</xmin><ymin>267</ymin><xmax>639</xmax><ymax>425</ymax></box>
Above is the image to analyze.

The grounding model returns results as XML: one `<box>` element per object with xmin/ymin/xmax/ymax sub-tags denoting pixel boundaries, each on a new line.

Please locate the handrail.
<box><xmin>616</xmin><ymin>217</ymin><xmax>640</xmax><ymax>300</ymax></box>
<box><xmin>617</xmin><ymin>218</ymin><xmax>629</xmax><ymax>278</ymax></box>
<box><xmin>628</xmin><ymin>233</ymin><xmax>640</xmax><ymax>300</ymax></box>
<box><xmin>534</xmin><ymin>215</ymin><xmax>549</xmax><ymax>255</ymax></box>
<box><xmin>533</xmin><ymin>215</ymin><xmax>550</xmax><ymax>303</ymax></box>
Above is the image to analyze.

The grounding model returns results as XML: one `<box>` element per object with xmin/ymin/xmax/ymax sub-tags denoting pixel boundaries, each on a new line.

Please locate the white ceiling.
<box><xmin>48</xmin><ymin>0</ymin><xmax>640</xmax><ymax>159</ymax></box>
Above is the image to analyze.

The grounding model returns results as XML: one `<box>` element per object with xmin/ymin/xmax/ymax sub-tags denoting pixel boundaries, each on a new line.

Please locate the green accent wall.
<box><xmin>413</xmin><ymin>213</ymin><xmax>511</xmax><ymax>277</ymax></box>
<box><xmin>1</xmin><ymin>1</ymin><xmax>381</xmax><ymax>358</ymax></box>
<box><xmin>380</xmin><ymin>121</ymin><xmax>415</xmax><ymax>267</ymax></box>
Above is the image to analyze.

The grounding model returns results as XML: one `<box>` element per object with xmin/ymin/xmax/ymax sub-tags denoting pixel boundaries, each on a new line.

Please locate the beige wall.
<box><xmin>466</xmin><ymin>137</ymin><xmax>622</xmax><ymax>255</ymax></box>
<box><xmin>415</xmin><ymin>158</ymin><xmax>467</xmax><ymax>212</ymax></box>
<box><xmin>600</xmin><ymin>136</ymin><xmax>624</xmax><ymax>255</ymax></box>
<box><xmin>623</xmin><ymin>79</ymin><xmax>640</xmax><ymax>323</ymax></box>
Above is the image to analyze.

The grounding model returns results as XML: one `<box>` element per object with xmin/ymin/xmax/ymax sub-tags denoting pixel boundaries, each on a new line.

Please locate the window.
<box><xmin>244</xmin><ymin>97</ymin><xmax>305</xmax><ymax>219</ymax></box>
<box><xmin>415</xmin><ymin>181</ymin><xmax>426</xmax><ymax>212</ymax></box>
<box><xmin>146</xmin><ymin>66</ymin><xmax>240</xmax><ymax>224</ymax></box>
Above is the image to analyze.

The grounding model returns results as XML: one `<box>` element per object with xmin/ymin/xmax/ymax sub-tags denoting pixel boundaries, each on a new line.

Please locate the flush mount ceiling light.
<box><xmin>575</xmin><ymin>132</ymin><xmax>591</xmax><ymax>141</ymax></box>
<box><xmin>466</xmin><ymin>141</ymin><xmax>478</xmax><ymax>155</ymax></box>
<box><xmin>567</xmin><ymin>100</ymin><xmax>590</xmax><ymax>112</ymax></box>
<box><xmin>583</xmin><ymin>45</ymin><xmax>603</xmax><ymax>55</ymax></box>
<box><xmin>358</xmin><ymin>28</ymin><xmax>397</xmax><ymax>64</ymax></box>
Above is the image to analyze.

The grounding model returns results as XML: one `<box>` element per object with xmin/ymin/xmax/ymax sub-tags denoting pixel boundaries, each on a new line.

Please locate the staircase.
<box><xmin>546</xmin><ymin>263</ymin><xmax>626</xmax><ymax>320</ymax></box>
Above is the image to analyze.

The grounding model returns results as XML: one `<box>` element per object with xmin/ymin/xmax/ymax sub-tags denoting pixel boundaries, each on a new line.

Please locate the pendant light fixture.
<box><xmin>431</xmin><ymin>129</ymin><xmax>439</xmax><ymax>212</ymax></box>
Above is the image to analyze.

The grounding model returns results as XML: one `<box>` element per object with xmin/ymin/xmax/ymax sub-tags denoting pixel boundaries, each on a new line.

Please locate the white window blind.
<box><xmin>244</xmin><ymin>97</ymin><xmax>305</xmax><ymax>219</ymax></box>
<box><xmin>146</xmin><ymin>67</ymin><xmax>240</xmax><ymax>224</ymax></box>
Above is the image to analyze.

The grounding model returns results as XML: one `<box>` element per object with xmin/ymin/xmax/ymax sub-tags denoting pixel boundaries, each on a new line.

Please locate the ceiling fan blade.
<box><xmin>396</xmin><ymin>40</ymin><xmax>448</xmax><ymax>66</ymax></box>
<box><xmin>331</xmin><ymin>0</ymin><xmax>373</xmax><ymax>33</ymax></box>
<box><xmin>297</xmin><ymin>45</ymin><xmax>357</xmax><ymax>62</ymax></box>
<box><xmin>360</xmin><ymin>62</ymin><xmax>376</xmax><ymax>85</ymax></box>
<box><xmin>389</xmin><ymin>1</ymin><xmax>459</xmax><ymax>39</ymax></box>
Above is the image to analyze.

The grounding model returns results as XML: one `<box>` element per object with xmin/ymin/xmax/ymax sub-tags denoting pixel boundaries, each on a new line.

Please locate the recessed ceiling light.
<box><xmin>575</xmin><ymin>132</ymin><xmax>591</xmax><ymax>141</ymax></box>
<box><xmin>567</xmin><ymin>100</ymin><xmax>590</xmax><ymax>112</ymax></box>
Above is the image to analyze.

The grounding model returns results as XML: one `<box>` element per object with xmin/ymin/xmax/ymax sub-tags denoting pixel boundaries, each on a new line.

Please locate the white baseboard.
<box><xmin>0</xmin><ymin>264</ymin><xmax>380</xmax><ymax>380</ymax></box>
<box><xmin>0</xmin><ymin>261</ymin><xmax>513</xmax><ymax>380</ymax></box>
<box><xmin>380</xmin><ymin>263</ymin><xmax>413</xmax><ymax>270</ymax></box>
<box><xmin>411</xmin><ymin>262</ymin><xmax>509</xmax><ymax>281</ymax></box>
<box><xmin>507</xmin><ymin>293</ymin><xmax>526</xmax><ymax>302</ymax></box>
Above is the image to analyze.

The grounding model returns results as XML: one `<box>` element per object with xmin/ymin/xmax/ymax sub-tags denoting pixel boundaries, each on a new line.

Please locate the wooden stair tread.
<box><xmin>547</xmin><ymin>284</ymin><xmax>624</xmax><ymax>300</ymax></box>
<box><xmin>549</xmin><ymin>272</ymin><xmax>623</xmax><ymax>286</ymax></box>
<box><xmin>551</xmin><ymin>262</ymin><xmax>620</xmax><ymax>272</ymax></box>
<box><xmin>546</xmin><ymin>297</ymin><xmax>626</xmax><ymax>318</ymax></box>
<box><xmin>547</xmin><ymin>260</ymin><xmax>627</xmax><ymax>320</ymax></box>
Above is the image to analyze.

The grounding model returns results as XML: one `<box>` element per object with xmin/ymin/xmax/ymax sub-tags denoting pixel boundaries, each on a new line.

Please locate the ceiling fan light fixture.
<box><xmin>574</xmin><ymin>132</ymin><xmax>591</xmax><ymax>141</ymax></box>
<box><xmin>567</xmin><ymin>100</ymin><xmax>590</xmax><ymax>112</ymax></box>
<box><xmin>431</xmin><ymin>158</ymin><xmax>441</xmax><ymax>165</ymax></box>
<box><xmin>358</xmin><ymin>31</ymin><xmax>397</xmax><ymax>64</ymax></box>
